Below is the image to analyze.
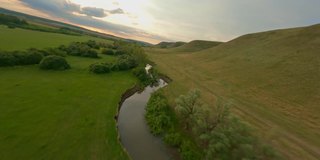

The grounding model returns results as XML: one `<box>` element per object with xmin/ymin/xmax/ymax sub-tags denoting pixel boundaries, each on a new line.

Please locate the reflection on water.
<box><xmin>118</xmin><ymin>79</ymin><xmax>169</xmax><ymax>160</ymax></box>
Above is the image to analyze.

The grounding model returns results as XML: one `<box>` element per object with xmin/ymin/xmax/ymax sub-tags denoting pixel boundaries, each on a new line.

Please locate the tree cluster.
<box><xmin>145</xmin><ymin>91</ymin><xmax>202</xmax><ymax>160</ymax></box>
<box><xmin>146</xmin><ymin>90</ymin><xmax>280</xmax><ymax>160</ymax></box>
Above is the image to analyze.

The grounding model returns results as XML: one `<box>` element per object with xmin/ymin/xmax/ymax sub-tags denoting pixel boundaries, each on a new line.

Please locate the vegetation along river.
<box><xmin>117</xmin><ymin>79</ymin><xmax>171</xmax><ymax>160</ymax></box>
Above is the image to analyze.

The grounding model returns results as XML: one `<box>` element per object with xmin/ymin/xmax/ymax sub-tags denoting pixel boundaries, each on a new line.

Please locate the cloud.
<box><xmin>108</xmin><ymin>8</ymin><xmax>124</xmax><ymax>14</ymax></box>
<box><xmin>81</xmin><ymin>6</ymin><xmax>107</xmax><ymax>18</ymax></box>
<box><xmin>19</xmin><ymin>0</ymin><xmax>171</xmax><ymax>43</ymax></box>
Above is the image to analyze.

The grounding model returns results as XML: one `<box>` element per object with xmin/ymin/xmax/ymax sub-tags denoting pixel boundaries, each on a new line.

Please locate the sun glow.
<box><xmin>70</xmin><ymin>0</ymin><xmax>155</xmax><ymax>30</ymax></box>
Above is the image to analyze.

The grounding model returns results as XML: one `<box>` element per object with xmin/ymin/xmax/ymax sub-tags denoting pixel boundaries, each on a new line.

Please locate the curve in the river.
<box><xmin>117</xmin><ymin>79</ymin><xmax>170</xmax><ymax>160</ymax></box>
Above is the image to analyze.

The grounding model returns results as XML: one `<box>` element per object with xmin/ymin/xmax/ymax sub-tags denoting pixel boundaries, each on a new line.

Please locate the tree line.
<box><xmin>0</xmin><ymin>13</ymin><xmax>80</xmax><ymax>36</ymax></box>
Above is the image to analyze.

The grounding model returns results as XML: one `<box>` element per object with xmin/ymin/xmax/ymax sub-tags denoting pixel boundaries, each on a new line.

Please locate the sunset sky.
<box><xmin>1</xmin><ymin>0</ymin><xmax>320</xmax><ymax>44</ymax></box>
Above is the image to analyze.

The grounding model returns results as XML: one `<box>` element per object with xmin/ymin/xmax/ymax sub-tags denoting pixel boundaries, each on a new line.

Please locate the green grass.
<box><xmin>146</xmin><ymin>24</ymin><xmax>320</xmax><ymax>160</ymax></box>
<box><xmin>0</xmin><ymin>26</ymin><xmax>137</xmax><ymax>159</ymax></box>
<box><xmin>0</xmin><ymin>25</ymin><xmax>112</xmax><ymax>51</ymax></box>
<box><xmin>0</xmin><ymin>56</ymin><xmax>136</xmax><ymax>160</ymax></box>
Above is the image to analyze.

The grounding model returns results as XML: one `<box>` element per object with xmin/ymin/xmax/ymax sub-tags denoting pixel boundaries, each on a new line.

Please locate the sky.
<box><xmin>1</xmin><ymin>0</ymin><xmax>320</xmax><ymax>44</ymax></box>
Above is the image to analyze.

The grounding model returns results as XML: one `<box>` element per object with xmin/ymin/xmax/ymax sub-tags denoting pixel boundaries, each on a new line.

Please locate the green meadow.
<box><xmin>0</xmin><ymin>26</ymin><xmax>136</xmax><ymax>159</ymax></box>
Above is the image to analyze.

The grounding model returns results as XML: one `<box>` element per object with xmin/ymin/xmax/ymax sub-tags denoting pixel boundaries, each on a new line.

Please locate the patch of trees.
<box><xmin>89</xmin><ymin>54</ymin><xmax>138</xmax><ymax>74</ymax></box>
<box><xmin>146</xmin><ymin>90</ymin><xmax>280</xmax><ymax>160</ymax></box>
<box><xmin>39</xmin><ymin>55</ymin><xmax>70</xmax><ymax>70</ymax></box>
<box><xmin>89</xmin><ymin>40</ymin><xmax>157</xmax><ymax>85</ymax></box>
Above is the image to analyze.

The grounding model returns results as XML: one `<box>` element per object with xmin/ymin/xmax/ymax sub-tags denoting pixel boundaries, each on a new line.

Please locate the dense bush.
<box><xmin>101</xmin><ymin>48</ymin><xmax>114</xmax><ymax>55</ymax></box>
<box><xmin>89</xmin><ymin>63</ymin><xmax>111</xmax><ymax>74</ymax></box>
<box><xmin>39</xmin><ymin>55</ymin><xmax>70</xmax><ymax>70</ymax></box>
<box><xmin>0</xmin><ymin>52</ymin><xmax>16</xmax><ymax>66</ymax></box>
<box><xmin>113</xmin><ymin>55</ymin><xmax>138</xmax><ymax>71</ymax></box>
<box><xmin>12</xmin><ymin>51</ymin><xmax>43</xmax><ymax>65</ymax></box>
<box><xmin>0</xmin><ymin>51</ymin><xmax>43</xmax><ymax>67</ymax></box>
<box><xmin>59</xmin><ymin>42</ymin><xmax>98</xmax><ymax>58</ymax></box>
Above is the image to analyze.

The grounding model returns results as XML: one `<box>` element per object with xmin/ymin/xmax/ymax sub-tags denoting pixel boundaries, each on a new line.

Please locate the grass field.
<box><xmin>0</xmin><ymin>25</ymin><xmax>112</xmax><ymax>51</ymax></box>
<box><xmin>146</xmin><ymin>24</ymin><xmax>320</xmax><ymax>160</ymax></box>
<box><xmin>0</xmin><ymin>27</ymin><xmax>137</xmax><ymax>159</ymax></box>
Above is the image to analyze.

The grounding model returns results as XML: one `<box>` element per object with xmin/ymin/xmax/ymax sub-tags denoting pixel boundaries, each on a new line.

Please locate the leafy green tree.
<box><xmin>175</xmin><ymin>89</ymin><xmax>205</xmax><ymax>129</ymax></box>
<box><xmin>194</xmin><ymin>99</ymin><xmax>230</xmax><ymax>136</ymax></box>
<box><xmin>145</xmin><ymin>92</ymin><xmax>172</xmax><ymax>135</ymax></box>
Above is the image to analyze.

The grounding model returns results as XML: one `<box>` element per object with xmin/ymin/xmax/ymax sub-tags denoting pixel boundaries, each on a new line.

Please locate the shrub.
<box><xmin>39</xmin><ymin>55</ymin><xmax>70</xmax><ymax>70</ymax></box>
<box><xmin>89</xmin><ymin>63</ymin><xmax>111</xmax><ymax>74</ymax></box>
<box><xmin>12</xmin><ymin>51</ymin><xmax>43</xmax><ymax>65</ymax></box>
<box><xmin>0</xmin><ymin>52</ymin><xmax>15</xmax><ymax>66</ymax></box>
<box><xmin>164</xmin><ymin>132</ymin><xmax>183</xmax><ymax>147</ymax></box>
<box><xmin>101</xmin><ymin>48</ymin><xmax>114</xmax><ymax>55</ymax></box>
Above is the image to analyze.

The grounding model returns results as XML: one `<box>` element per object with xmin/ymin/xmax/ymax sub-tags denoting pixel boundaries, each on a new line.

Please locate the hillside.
<box><xmin>146</xmin><ymin>24</ymin><xmax>320</xmax><ymax>159</ymax></box>
<box><xmin>171</xmin><ymin>40</ymin><xmax>222</xmax><ymax>52</ymax></box>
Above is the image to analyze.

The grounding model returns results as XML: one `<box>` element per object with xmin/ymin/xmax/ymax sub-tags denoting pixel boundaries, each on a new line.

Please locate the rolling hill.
<box><xmin>146</xmin><ymin>24</ymin><xmax>320</xmax><ymax>159</ymax></box>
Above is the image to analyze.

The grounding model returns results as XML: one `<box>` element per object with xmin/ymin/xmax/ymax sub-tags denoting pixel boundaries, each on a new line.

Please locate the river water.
<box><xmin>117</xmin><ymin>79</ymin><xmax>170</xmax><ymax>160</ymax></box>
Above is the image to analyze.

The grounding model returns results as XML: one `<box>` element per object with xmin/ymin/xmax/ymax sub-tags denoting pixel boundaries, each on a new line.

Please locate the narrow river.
<box><xmin>117</xmin><ymin>79</ymin><xmax>170</xmax><ymax>160</ymax></box>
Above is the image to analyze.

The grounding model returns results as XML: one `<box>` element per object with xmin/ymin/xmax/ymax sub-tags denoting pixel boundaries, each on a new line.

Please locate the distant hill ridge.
<box><xmin>154</xmin><ymin>41</ymin><xmax>186</xmax><ymax>48</ymax></box>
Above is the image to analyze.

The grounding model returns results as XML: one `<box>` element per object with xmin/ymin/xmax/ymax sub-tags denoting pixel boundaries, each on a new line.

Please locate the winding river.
<box><xmin>117</xmin><ymin>79</ymin><xmax>171</xmax><ymax>160</ymax></box>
